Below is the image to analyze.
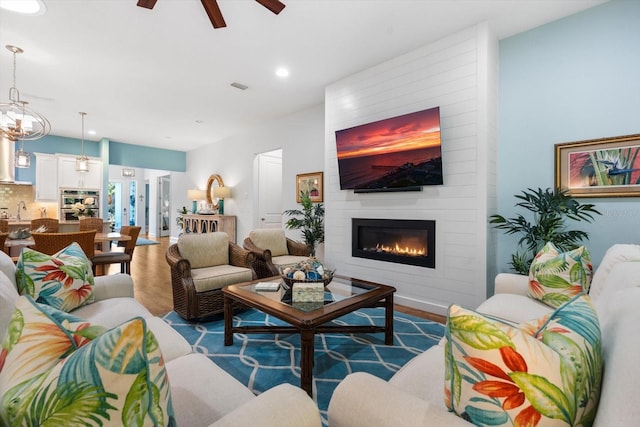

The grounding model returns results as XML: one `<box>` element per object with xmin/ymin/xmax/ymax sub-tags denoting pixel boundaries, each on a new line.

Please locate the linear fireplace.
<box><xmin>352</xmin><ymin>218</ymin><xmax>435</xmax><ymax>268</ymax></box>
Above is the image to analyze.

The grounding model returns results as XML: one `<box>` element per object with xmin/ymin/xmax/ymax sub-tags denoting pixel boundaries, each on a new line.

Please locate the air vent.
<box><xmin>230</xmin><ymin>82</ymin><xmax>248</xmax><ymax>90</ymax></box>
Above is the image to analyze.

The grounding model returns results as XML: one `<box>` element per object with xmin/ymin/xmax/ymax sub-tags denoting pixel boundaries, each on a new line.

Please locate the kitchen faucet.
<box><xmin>17</xmin><ymin>201</ymin><xmax>26</xmax><ymax>221</ymax></box>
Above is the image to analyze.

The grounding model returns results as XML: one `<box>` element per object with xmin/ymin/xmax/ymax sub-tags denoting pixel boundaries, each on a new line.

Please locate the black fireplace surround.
<box><xmin>352</xmin><ymin>218</ymin><xmax>435</xmax><ymax>268</ymax></box>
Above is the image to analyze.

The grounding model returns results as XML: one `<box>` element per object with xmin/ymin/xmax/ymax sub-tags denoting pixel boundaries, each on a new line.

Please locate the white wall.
<box><xmin>182</xmin><ymin>104</ymin><xmax>325</xmax><ymax>243</ymax></box>
<box><xmin>324</xmin><ymin>23</ymin><xmax>498</xmax><ymax>315</ymax></box>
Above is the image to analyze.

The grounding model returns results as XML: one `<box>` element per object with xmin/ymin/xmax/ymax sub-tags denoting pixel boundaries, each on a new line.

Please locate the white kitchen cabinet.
<box><xmin>58</xmin><ymin>156</ymin><xmax>103</xmax><ymax>190</ymax></box>
<box><xmin>34</xmin><ymin>153</ymin><xmax>59</xmax><ymax>201</ymax></box>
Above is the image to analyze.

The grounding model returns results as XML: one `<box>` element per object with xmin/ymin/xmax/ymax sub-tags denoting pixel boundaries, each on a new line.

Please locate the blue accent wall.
<box><xmin>497</xmin><ymin>0</ymin><xmax>640</xmax><ymax>271</ymax></box>
<box><xmin>14</xmin><ymin>134</ymin><xmax>186</xmax><ymax>183</ymax></box>
<box><xmin>109</xmin><ymin>141</ymin><xmax>186</xmax><ymax>172</ymax></box>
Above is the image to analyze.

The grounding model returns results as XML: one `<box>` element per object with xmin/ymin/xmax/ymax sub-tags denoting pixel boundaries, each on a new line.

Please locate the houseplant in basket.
<box><xmin>490</xmin><ymin>187</ymin><xmax>600</xmax><ymax>275</ymax></box>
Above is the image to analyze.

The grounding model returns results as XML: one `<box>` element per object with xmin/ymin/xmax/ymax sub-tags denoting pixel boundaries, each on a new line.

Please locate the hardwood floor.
<box><xmin>103</xmin><ymin>234</ymin><xmax>174</xmax><ymax>316</ymax></box>
<box><xmin>113</xmin><ymin>235</ymin><xmax>446</xmax><ymax>324</ymax></box>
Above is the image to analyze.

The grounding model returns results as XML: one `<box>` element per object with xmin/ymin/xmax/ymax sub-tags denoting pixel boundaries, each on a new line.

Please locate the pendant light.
<box><xmin>15</xmin><ymin>139</ymin><xmax>30</xmax><ymax>168</ymax></box>
<box><xmin>76</xmin><ymin>112</ymin><xmax>89</xmax><ymax>172</ymax></box>
<box><xmin>0</xmin><ymin>45</ymin><xmax>50</xmax><ymax>141</ymax></box>
<box><xmin>14</xmin><ymin>101</ymin><xmax>30</xmax><ymax>168</ymax></box>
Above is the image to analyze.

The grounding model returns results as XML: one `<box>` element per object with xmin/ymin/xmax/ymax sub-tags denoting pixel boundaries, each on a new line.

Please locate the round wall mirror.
<box><xmin>206</xmin><ymin>174</ymin><xmax>225</xmax><ymax>210</ymax></box>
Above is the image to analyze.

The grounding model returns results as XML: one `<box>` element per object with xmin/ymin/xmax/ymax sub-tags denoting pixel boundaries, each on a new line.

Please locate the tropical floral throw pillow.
<box><xmin>528</xmin><ymin>242</ymin><xmax>592</xmax><ymax>308</ymax></box>
<box><xmin>16</xmin><ymin>242</ymin><xmax>95</xmax><ymax>312</ymax></box>
<box><xmin>0</xmin><ymin>295</ymin><xmax>105</xmax><ymax>379</ymax></box>
<box><xmin>444</xmin><ymin>293</ymin><xmax>602</xmax><ymax>426</ymax></box>
<box><xmin>0</xmin><ymin>297</ymin><xmax>174</xmax><ymax>426</ymax></box>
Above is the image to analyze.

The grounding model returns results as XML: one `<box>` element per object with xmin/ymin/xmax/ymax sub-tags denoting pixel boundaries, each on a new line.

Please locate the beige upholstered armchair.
<box><xmin>166</xmin><ymin>232</ymin><xmax>256</xmax><ymax>321</ymax></box>
<box><xmin>243</xmin><ymin>229</ymin><xmax>311</xmax><ymax>279</ymax></box>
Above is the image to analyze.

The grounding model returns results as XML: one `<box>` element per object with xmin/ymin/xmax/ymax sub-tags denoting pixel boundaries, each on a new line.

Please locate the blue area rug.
<box><xmin>136</xmin><ymin>237</ymin><xmax>159</xmax><ymax>246</ymax></box>
<box><xmin>162</xmin><ymin>307</ymin><xmax>444</xmax><ymax>425</ymax></box>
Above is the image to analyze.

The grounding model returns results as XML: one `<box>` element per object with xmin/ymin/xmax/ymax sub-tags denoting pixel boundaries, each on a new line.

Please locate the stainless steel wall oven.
<box><xmin>60</xmin><ymin>188</ymin><xmax>100</xmax><ymax>221</ymax></box>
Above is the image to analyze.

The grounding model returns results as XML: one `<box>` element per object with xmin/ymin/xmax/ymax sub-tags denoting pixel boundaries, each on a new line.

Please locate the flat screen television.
<box><xmin>335</xmin><ymin>106</ymin><xmax>443</xmax><ymax>192</ymax></box>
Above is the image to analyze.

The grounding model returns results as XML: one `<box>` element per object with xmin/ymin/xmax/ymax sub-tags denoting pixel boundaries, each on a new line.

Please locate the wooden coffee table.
<box><xmin>222</xmin><ymin>275</ymin><xmax>396</xmax><ymax>396</ymax></box>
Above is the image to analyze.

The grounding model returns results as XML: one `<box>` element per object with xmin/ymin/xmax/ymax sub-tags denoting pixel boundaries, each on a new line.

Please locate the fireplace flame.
<box><xmin>375</xmin><ymin>242</ymin><xmax>426</xmax><ymax>257</ymax></box>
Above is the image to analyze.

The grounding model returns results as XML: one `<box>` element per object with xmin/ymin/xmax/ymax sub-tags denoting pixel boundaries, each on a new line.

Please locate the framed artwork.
<box><xmin>555</xmin><ymin>134</ymin><xmax>640</xmax><ymax>197</ymax></box>
<box><xmin>296</xmin><ymin>172</ymin><xmax>323</xmax><ymax>203</ymax></box>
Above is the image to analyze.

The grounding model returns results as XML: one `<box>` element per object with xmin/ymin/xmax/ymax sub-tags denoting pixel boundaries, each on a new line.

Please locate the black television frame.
<box><xmin>335</xmin><ymin>106</ymin><xmax>442</xmax><ymax>193</ymax></box>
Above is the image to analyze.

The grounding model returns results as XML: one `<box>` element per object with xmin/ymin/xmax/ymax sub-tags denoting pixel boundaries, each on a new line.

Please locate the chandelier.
<box><xmin>76</xmin><ymin>112</ymin><xmax>89</xmax><ymax>172</ymax></box>
<box><xmin>0</xmin><ymin>45</ymin><xmax>50</xmax><ymax>141</ymax></box>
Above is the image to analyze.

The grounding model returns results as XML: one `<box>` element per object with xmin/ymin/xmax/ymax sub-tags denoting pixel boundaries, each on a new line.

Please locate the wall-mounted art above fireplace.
<box><xmin>352</xmin><ymin>218</ymin><xmax>435</xmax><ymax>268</ymax></box>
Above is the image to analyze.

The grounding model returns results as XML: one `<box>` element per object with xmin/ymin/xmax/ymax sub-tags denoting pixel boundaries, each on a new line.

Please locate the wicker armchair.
<box><xmin>30</xmin><ymin>218</ymin><xmax>60</xmax><ymax>232</ymax></box>
<box><xmin>166</xmin><ymin>232</ymin><xmax>256</xmax><ymax>321</ymax></box>
<box><xmin>243</xmin><ymin>229</ymin><xmax>311</xmax><ymax>279</ymax></box>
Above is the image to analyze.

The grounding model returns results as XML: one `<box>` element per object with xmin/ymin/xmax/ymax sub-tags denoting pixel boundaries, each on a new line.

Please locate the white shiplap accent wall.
<box><xmin>324</xmin><ymin>24</ymin><xmax>498</xmax><ymax>315</ymax></box>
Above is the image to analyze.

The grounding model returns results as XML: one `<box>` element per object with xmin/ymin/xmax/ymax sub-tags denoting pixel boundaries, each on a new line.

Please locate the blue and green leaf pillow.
<box><xmin>16</xmin><ymin>242</ymin><xmax>95</xmax><ymax>312</ymax></box>
<box><xmin>444</xmin><ymin>292</ymin><xmax>602</xmax><ymax>426</ymax></box>
<box><xmin>528</xmin><ymin>242</ymin><xmax>592</xmax><ymax>308</ymax></box>
<box><xmin>0</xmin><ymin>295</ymin><xmax>175</xmax><ymax>426</ymax></box>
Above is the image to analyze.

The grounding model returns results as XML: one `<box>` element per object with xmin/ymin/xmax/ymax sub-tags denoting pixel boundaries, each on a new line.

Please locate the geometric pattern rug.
<box><xmin>162</xmin><ymin>307</ymin><xmax>445</xmax><ymax>426</ymax></box>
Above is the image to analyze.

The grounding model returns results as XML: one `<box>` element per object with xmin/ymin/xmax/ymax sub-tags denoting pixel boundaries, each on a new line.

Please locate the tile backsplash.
<box><xmin>0</xmin><ymin>185</ymin><xmax>57</xmax><ymax>220</ymax></box>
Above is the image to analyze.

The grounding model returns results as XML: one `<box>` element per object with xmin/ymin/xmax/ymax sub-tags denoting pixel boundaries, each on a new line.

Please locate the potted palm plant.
<box><xmin>490</xmin><ymin>187</ymin><xmax>601</xmax><ymax>274</ymax></box>
<box><xmin>283</xmin><ymin>191</ymin><xmax>324</xmax><ymax>256</ymax></box>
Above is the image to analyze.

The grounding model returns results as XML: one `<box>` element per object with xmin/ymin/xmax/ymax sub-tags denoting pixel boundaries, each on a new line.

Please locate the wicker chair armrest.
<box><xmin>229</xmin><ymin>242</ymin><xmax>255</xmax><ymax>268</ymax></box>
<box><xmin>242</xmin><ymin>237</ymin><xmax>273</xmax><ymax>263</ymax></box>
<box><xmin>165</xmin><ymin>244</ymin><xmax>192</xmax><ymax>279</ymax></box>
<box><xmin>287</xmin><ymin>238</ymin><xmax>312</xmax><ymax>256</ymax></box>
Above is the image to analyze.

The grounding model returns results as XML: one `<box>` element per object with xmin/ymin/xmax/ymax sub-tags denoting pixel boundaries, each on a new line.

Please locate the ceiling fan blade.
<box><xmin>137</xmin><ymin>0</ymin><xmax>158</xmax><ymax>9</ymax></box>
<box><xmin>202</xmin><ymin>0</ymin><xmax>226</xmax><ymax>28</ymax></box>
<box><xmin>256</xmin><ymin>0</ymin><xmax>285</xmax><ymax>15</ymax></box>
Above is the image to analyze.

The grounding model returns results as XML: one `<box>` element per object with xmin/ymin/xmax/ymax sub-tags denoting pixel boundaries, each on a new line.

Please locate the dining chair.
<box><xmin>79</xmin><ymin>217</ymin><xmax>105</xmax><ymax>251</ymax></box>
<box><xmin>31</xmin><ymin>230</ymin><xmax>96</xmax><ymax>258</ymax></box>
<box><xmin>30</xmin><ymin>218</ymin><xmax>60</xmax><ymax>233</ymax></box>
<box><xmin>0</xmin><ymin>232</ymin><xmax>8</xmax><ymax>256</ymax></box>
<box><xmin>91</xmin><ymin>226</ymin><xmax>141</xmax><ymax>275</ymax></box>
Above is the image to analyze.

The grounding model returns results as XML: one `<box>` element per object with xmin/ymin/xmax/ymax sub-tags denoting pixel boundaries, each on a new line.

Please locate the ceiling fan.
<box><xmin>137</xmin><ymin>0</ymin><xmax>286</xmax><ymax>29</ymax></box>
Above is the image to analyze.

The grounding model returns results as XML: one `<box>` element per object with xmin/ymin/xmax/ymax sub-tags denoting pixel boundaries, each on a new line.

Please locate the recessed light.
<box><xmin>275</xmin><ymin>67</ymin><xmax>290</xmax><ymax>78</ymax></box>
<box><xmin>88</xmin><ymin>130</ymin><xmax>97</xmax><ymax>136</ymax></box>
<box><xmin>0</xmin><ymin>0</ymin><xmax>46</xmax><ymax>15</ymax></box>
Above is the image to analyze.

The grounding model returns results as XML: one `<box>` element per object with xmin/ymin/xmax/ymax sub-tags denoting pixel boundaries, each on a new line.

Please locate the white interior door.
<box><xmin>257</xmin><ymin>149</ymin><xmax>283</xmax><ymax>229</ymax></box>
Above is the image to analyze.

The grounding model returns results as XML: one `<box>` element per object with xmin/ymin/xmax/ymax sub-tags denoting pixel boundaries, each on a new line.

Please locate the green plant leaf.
<box><xmin>449</xmin><ymin>314</ymin><xmax>513</xmax><ymax>350</ymax></box>
<box><xmin>490</xmin><ymin>187</ymin><xmax>600</xmax><ymax>273</ymax></box>
<box><xmin>510</xmin><ymin>371</ymin><xmax>573</xmax><ymax>424</ymax></box>
<box><xmin>541</xmin><ymin>292</ymin><xmax>571</xmax><ymax>307</ymax></box>
<box><xmin>536</xmin><ymin>274</ymin><xmax>572</xmax><ymax>289</ymax></box>
<box><xmin>283</xmin><ymin>191</ymin><xmax>324</xmax><ymax>252</ymax></box>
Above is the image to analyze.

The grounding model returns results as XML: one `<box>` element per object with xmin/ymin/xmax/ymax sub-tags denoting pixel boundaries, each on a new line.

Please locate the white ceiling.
<box><xmin>0</xmin><ymin>0</ymin><xmax>607</xmax><ymax>152</ymax></box>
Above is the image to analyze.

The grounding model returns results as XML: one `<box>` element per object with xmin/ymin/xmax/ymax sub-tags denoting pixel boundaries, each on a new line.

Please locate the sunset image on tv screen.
<box><xmin>335</xmin><ymin>106</ymin><xmax>442</xmax><ymax>190</ymax></box>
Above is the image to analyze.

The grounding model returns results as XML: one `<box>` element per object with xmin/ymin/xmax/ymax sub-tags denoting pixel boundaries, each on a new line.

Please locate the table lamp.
<box><xmin>213</xmin><ymin>186</ymin><xmax>231</xmax><ymax>215</ymax></box>
<box><xmin>187</xmin><ymin>189</ymin><xmax>204</xmax><ymax>213</ymax></box>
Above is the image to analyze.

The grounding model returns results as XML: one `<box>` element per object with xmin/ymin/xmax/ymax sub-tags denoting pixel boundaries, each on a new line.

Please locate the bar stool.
<box><xmin>30</xmin><ymin>218</ymin><xmax>59</xmax><ymax>233</ymax></box>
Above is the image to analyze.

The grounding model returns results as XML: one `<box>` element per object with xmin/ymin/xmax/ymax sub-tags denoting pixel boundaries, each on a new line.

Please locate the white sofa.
<box><xmin>328</xmin><ymin>244</ymin><xmax>640</xmax><ymax>426</ymax></box>
<box><xmin>0</xmin><ymin>250</ymin><xmax>321</xmax><ymax>427</ymax></box>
